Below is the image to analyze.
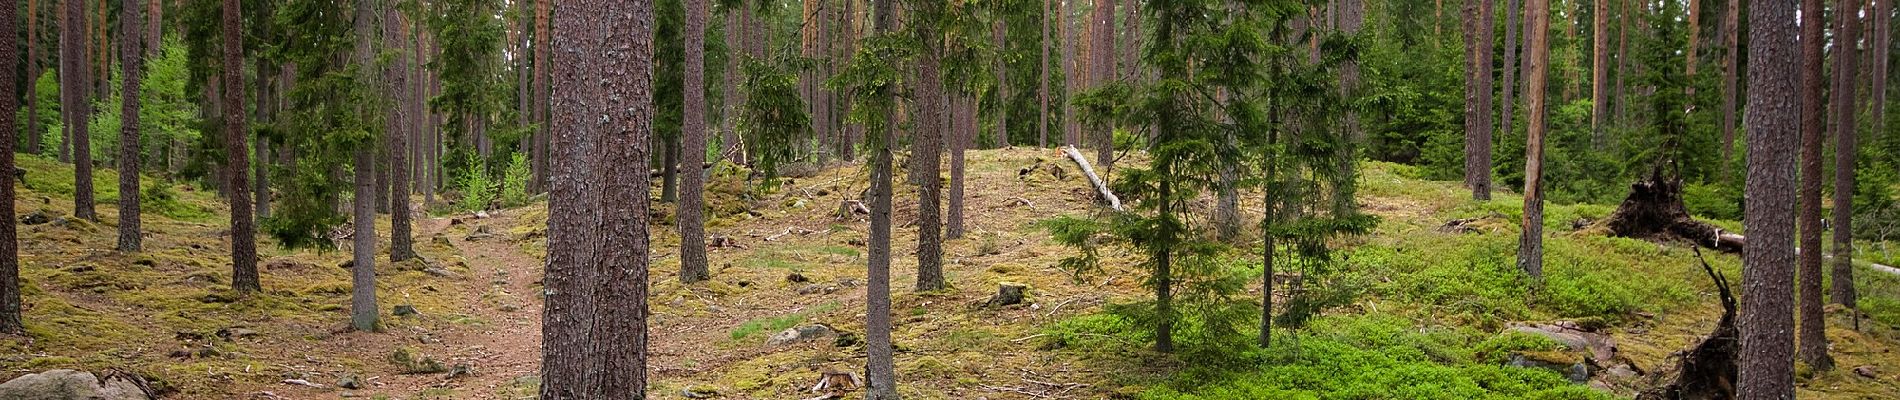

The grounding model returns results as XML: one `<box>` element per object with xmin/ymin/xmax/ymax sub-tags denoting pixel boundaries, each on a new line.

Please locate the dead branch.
<box><xmin>1062</xmin><ymin>145</ymin><xmax>1122</xmax><ymax>211</ymax></box>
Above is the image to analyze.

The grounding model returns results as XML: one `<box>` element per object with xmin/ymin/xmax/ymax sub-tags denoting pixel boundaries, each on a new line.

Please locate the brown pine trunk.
<box><xmin>1463</xmin><ymin>0</ymin><xmax>1494</xmax><ymax>200</ymax></box>
<box><xmin>1687</xmin><ymin>0</ymin><xmax>1700</xmax><ymax>103</ymax></box>
<box><xmin>1518</xmin><ymin>0</ymin><xmax>1550</xmax><ymax>281</ymax></box>
<box><xmin>681</xmin><ymin>0</ymin><xmax>712</xmax><ymax>283</ymax></box>
<box><xmin>916</xmin><ymin>22</ymin><xmax>947</xmax><ymax>292</ymax></box>
<box><xmin>1737</xmin><ymin>0</ymin><xmax>1800</xmax><ymax>394</ymax></box>
<box><xmin>994</xmin><ymin>14</ymin><xmax>1009</xmax><ymax>148</ymax></box>
<box><xmin>1591</xmin><ymin>0</ymin><xmax>1608</xmax><ymax>139</ymax></box>
<box><xmin>725</xmin><ymin>9</ymin><xmax>744</xmax><ymax>164</ymax></box>
<box><xmin>118</xmin><ymin>0</ymin><xmax>145</xmax><ymax>253</ymax></box>
<box><xmin>58</xmin><ymin>0</ymin><xmax>71</xmax><ymax>164</ymax></box>
<box><xmin>225</xmin><ymin>0</ymin><xmax>259</xmax><ymax>293</ymax></box>
<box><xmin>26</xmin><ymin>0</ymin><xmax>40</xmax><ymax>156</ymax></box>
<box><xmin>1872</xmin><ymin>0</ymin><xmax>1892</xmax><ymax>163</ymax></box>
<box><xmin>1830</xmin><ymin>0</ymin><xmax>1862</xmax><ymax>309</ymax></box>
<box><xmin>593</xmin><ymin>0</ymin><xmax>656</xmax><ymax>393</ymax></box>
<box><xmin>534</xmin><ymin>0</ymin><xmax>551</xmax><ymax>192</ymax></box>
<box><xmin>349</xmin><ymin>0</ymin><xmax>379</xmax><ymax>333</ymax></box>
<box><xmin>1721</xmin><ymin>0</ymin><xmax>1741</xmax><ymax>170</ymax></box>
<box><xmin>866</xmin><ymin>0</ymin><xmax>899</xmax><ymax>395</ymax></box>
<box><xmin>1500</xmin><ymin>0</ymin><xmax>1521</xmax><ymax>139</ymax></box>
<box><xmin>948</xmin><ymin>94</ymin><xmax>968</xmax><ymax>240</ymax></box>
<box><xmin>2</xmin><ymin>0</ymin><xmax>25</xmax><ymax>335</ymax></box>
<box><xmin>1063</xmin><ymin>0</ymin><xmax>1079</xmax><ymax>147</ymax></box>
<box><xmin>388</xmin><ymin>3</ymin><xmax>415</xmax><ymax>263</ymax></box>
<box><xmin>1797</xmin><ymin>0</ymin><xmax>1833</xmax><ymax>370</ymax></box>
<box><xmin>1090</xmin><ymin>0</ymin><xmax>1116</xmax><ymax>170</ymax></box>
<box><xmin>65</xmin><ymin>0</ymin><xmax>97</xmax><ymax>220</ymax></box>
<box><xmin>254</xmin><ymin>68</ymin><xmax>271</xmax><ymax>221</ymax></box>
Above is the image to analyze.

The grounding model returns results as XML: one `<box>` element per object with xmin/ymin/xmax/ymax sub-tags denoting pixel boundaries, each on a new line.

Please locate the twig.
<box><xmin>979</xmin><ymin>384</ymin><xmax>1052</xmax><ymax>399</ymax></box>
<box><xmin>1010</xmin><ymin>333</ymin><xmax>1048</xmax><ymax>343</ymax></box>
<box><xmin>766</xmin><ymin>227</ymin><xmax>815</xmax><ymax>241</ymax></box>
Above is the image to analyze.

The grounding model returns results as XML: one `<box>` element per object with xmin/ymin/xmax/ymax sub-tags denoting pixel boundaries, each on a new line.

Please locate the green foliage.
<box><xmin>738</xmin><ymin>56</ymin><xmax>812</xmax><ymax>180</ymax></box>
<box><xmin>727</xmin><ymin>302</ymin><xmax>839</xmax><ymax>341</ymax></box>
<box><xmin>499</xmin><ymin>153</ymin><xmax>532</xmax><ymax>207</ymax></box>
<box><xmin>425</xmin><ymin>0</ymin><xmax>507</xmax><ymax>149</ymax></box>
<box><xmin>266</xmin><ymin>0</ymin><xmax>376</xmax><ymax>250</ymax></box>
<box><xmin>458</xmin><ymin>160</ymin><xmax>497</xmax><ymax>212</ymax></box>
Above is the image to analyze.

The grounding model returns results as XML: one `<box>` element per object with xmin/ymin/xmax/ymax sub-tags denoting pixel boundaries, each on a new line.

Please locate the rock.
<box><xmin>798</xmin><ymin>284</ymin><xmax>838</xmax><ymax>295</ymax></box>
<box><xmin>984</xmin><ymin>284</ymin><xmax>1029</xmax><ymax>308</ymax></box>
<box><xmin>216</xmin><ymin>327</ymin><xmax>259</xmax><ymax>341</ymax></box>
<box><xmin>423</xmin><ymin>267</ymin><xmax>456</xmax><ymax>278</ymax></box>
<box><xmin>448</xmin><ymin>218</ymin><xmax>465</xmax><ymax>226</ymax></box>
<box><xmin>0</xmin><ymin>370</ymin><xmax>153</xmax><ymax>400</ymax></box>
<box><xmin>681</xmin><ymin>385</ymin><xmax>720</xmax><ymax>399</ymax></box>
<box><xmin>389</xmin><ymin>348</ymin><xmax>449</xmax><ymax>374</ymax></box>
<box><xmin>465</xmin><ymin>225</ymin><xmax>497</xmax><ymax>241</ymax></box>
<box><xmin>393</xmin><ymin>305</ymin><xmax>419</xmax><ymax>317</ymax></box>
<box><xmin>765</xmin><ymin>324</ymin><xmax>836</xmax><ymax>346</ymax></box>
<box><xmin>786</xmin><ymin>272</ymin><xmax>810</xmax><ymax>283</ymax></box>
<box><xmin>18</xmin><ymin>210</ymin><xmax>56</xmax><ymax>226</ymax></box>
<box><xmin>1507</xmin><ymin>353</ymin><xmax>1591</xmax><ymax>384</ymax></box>
<box><xmin>432</xmin><ymin>235</ymin><xmax>454</xmax><ymax>247</ymax></box>
<box><xmin>447</xmin><ymin>364</ymin><xmax>475</xmax><ymax>379</ymax></box>
<box><xmin>263</xmin><ymin>259</ymin><xmax>314</xmax><ymax>271</ymax></box>
<box><xmin>200</xmin><ymin>292</ymin><xmax>239</xmax><ymax>304</ymax></box>
<box><xmin>336</xmin><ymin>374</ymin><xmax>363</xmax><ymax>389</ymax></box>
<box><xmin>1855</xmin><ymin>365</ymin><xmax>1879</xmax><ymax>379</ymax></box>
<box><xmin>475</xmin><ymin>210</ymin><xmax>491</xmax><ymax>219</ymax></box>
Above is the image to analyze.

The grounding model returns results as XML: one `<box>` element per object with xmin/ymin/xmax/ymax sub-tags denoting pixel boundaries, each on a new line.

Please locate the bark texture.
<box><xmin>1517</xmin><ymin>0</ymin><xmax>1550</xmax><ymax>281</ymax></box>
<box><xmin>225</xmin><ymin>0</ymin><xmax>260</xmax><ymax>293</ymax></box>
<box><xmin>916</xmin><ymin>26</ymin><xmax>947</xmax><ymax>292</ymax></box>
<box><xmin>1</xmin><ymin>0</ymin><xmax>23</xmax><ymax>335</ymax></box>
<box><xmin>1591</xmin><ymin>0</ymin><xmax>1608</xmax><ymax>139</ymax></box>
<box><xmin>1462</xmin><ymin>0</ymin><xmax>1494</xmax><ymax>200</ymax></box>
<box><xmin>1738</xmin><ymin>0</ymin><xmax>1800</xmax><ymax>394</ymax></box>
<box><xmin>1829</xmin><ymin>0</ymin><xmax>1861</xmax><ymax>309</ymax></box>
<box><xmin>866</xmin><ymin>0</ymin><xmax>901</xmax><ymax>395</ymax></box>
<box><xmin>118</xmin><ymin>0</ymin><xmax>145</xmax><ymax>253</ymax></box>
<box><xmin>65</xmin><ymin>0</ymin><xmax>96</xmax><ymax>221</ymax></box>
<box><xmin>1797</xmin><ymin>0</ymin><xmax>1833</xmax><ymax>371</ymax></box>
<box><xmin>387</xmin><ymin>1</ymin><xmax>415</xmax><ymax>263</ymax></box>
<box><xmin>682</xmin><ymin>0</ymin><xmax>712</xmax><ymax>283</ymax></box>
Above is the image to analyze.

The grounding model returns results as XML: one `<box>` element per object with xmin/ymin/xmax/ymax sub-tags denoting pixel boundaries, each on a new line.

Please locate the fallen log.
<box><xmin>1061</xmin><ymin>145</ymin><xmax>1122</xmax><ymax>211</ymax></box>
<box><xmin>649</xmin><ymin>162</ymin><xmax>718</xmax><ymax>178</ymax></box>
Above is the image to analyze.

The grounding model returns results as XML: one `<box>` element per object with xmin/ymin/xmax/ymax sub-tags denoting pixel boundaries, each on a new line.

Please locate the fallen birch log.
<box><xmin>1062</xmin><ymin>145</ymin><xmax>1122</xmax><ymax>211</ymax></box>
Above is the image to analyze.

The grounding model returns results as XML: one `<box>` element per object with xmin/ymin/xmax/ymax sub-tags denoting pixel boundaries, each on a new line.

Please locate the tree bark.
<box><xmin>26</xmin><ymin>0</ymin><xmax>41</xmax><ymax>156</ymax></box>
<box><xmin>1517</xmin><ymin>0</ymin><xmax>1550</xmax><ymax>281</ymax></box>
<box><xmin>350</xmin><ymin>0</ymin><xmax>380</xmax><ymax>333</ymax></box>
<box><xmin>541</xmin><ymin>0</ymin><xmax>605</xmax><ymax>393</ymax></box>
<box><xmin>388</xmin><ymin>1</ymin><xmax>415</xmax><ymax>263</ymax></box>
<box><xmin>224</xmin><ymin>0</ymin><xmax>260</xmax><ymax>293</ymax></box>
<box><xmin>534</xmin><ymin>0</ymin><xmax>551</xmax><ymax>193</ymax></box>
<box><xmin>58</xmin><ymin>0</ymin><xmax>71</xmax><ymax>164</ymax></box>
<box><xmin>916</xmin><ymin>23</ymin><xmax>947</xmax><ymax>292</ymax></box>
<box><xmin>1091</xmin><ymin>0</ymin><xmax>1116</xmax><ymax>171</ymax></box>
<box><xmin>725</xmin><ymin>8</ymin><xmax>744</xmax><ymax>164</ymax></box>
<box><xmin>681</xmin><ymin>0</ymin><xmax>712</xmax><ymax>284</ymax></box>
<box><xmin>1872</xmin><ymin>0</ymin><xmax>1892</xmax><ymax>168</ymax></box>
<box><xmin>65</xmin><ymin>0</ymin><xmax>97</xmax><ymax>221</ymax></box>
<box><xmin>948</xmin><ymin>94</ymin><xmax>968</xmax><ymax>240</ymax></box>
<box><xmin>1738</xmin><ymin>0</ymin><xmax>1800</xmax><ymax>394</ymax></box>
<box><xmin>1</xmin><ymin>0</ymin><xmax>24</xmax><ymax>335</ymax></box>
<box><xmin>660</xmin><ymin>137</ymin><xmax>678</xmax><ymax>203</ymax></box>
<box><xmin>592</xmin><ymin>0</ymin><xmax>656</xmax><ymax>393</ymax></box>
<box><xmin>994</xmin><ymin>13</ymin><xmax>1009</xmax><ymax>148</ymax></box>
<box><xmin>866</xmin><ymin>0</ymin><xmax>901</xmax><ymax>396</ymax></box>
<box><xmin>1721</xmin><ymin>0</ymin><xmax>1740</xmax><ymax>172</ymax></box>
<box><xmin>1040</xmin><ymin>0</ymin><xmax>1050</xmax><ymax>147</ymax></box>
<box><xmin>1064</xmin><ymin>145</ymin><xmax>1123</xmax><ymax>211</ymax></box>
<box><xmin>254</xmin><ymin>68</ymin><xmax>272</xmax><ymax>222</ymax></box>
<box><xmin>1591</xmin><ymin>0</ymin><xmax>1608</xmax><ymax>141</ymax></box>
<box><xmin>1463</xmin><ymin>0</ymin><xmax>1494</xmax><ymax>200</ymax></box>
<box><xmin>1797</xmin><ymin>0</ymin><xmax>1833</xmax><ymax>371</ymax></box>
<box><xmin>118</xmin><ymin>0</ymin><xmax>145</xmax><ymax>253</ymax></box>
<box><xmin>1063</xmin><ymin>0</ymin><xmax>1079</xmax><ymax>147</ymax></box>
<box><xmin>1499</xmin><ymin>0</ymin><xmax>1521</xmax><ymax>140</ymax></box>
<box><xmin>1830</xmin><ymin>0</ymin><xmax>1861</xmax><ymax>309</ymax></box>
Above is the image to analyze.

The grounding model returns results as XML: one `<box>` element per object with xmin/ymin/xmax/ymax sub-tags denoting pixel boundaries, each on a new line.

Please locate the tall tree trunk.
<box><xmin>1091</xmin><ymin>0</ymin><xmax>1116</xmax><ymax>170</ymax></box>
<box><xmin>594</xmin><ymin>0</ymin><xmax>656</xmax><ymax>394</ymax></box>
<box><xmin>660</xmin><ymin>137</ymin><xmax>678</xmax><ymax>203</ymax></box>
<box><xmin>1687</xmin><ymin>0</ymin><xmax>1701</xmax><ymax>105</ymax></box>
<box><xmin>218</xmin><ymin>0</ymin><xmax>255</xmax><ymax>293</ymax></box>
<box><xmin>58</xmin><ymin>0</ymin><xmax>71</xmax><ymax>164</ymax></box>
<box><xmin>1721</xmin><ymin>0</ymin><xmax>1741</xmax><ymax>172</ymax></box>
<box><xmin>118</xmin><ymin>0</ymin><xmax>145</xmax><ymax>253</ymax></box>
<box><xmin>948</xmin><ymin>94</ymin><xmax>968</xmax><ymax>240</ymax></box>
<box><xmin>725</xmin><ymin>9</ymin><xmax>744</xmax><ymax>164</ymax></box>
<box><xmin>534</xmin><ymin>0</ymin><xmax>551</xmax><ymax>193</ymax></box>
<box><xmin>1</xmin><ymin>0</ymin><xmax>25</xmax><ymax>335</ymax></box>
<box><xmin>994</xmin><ymin>12</ymin><xmax>1009</xmax><ymax>148</ymax></box>
<box><xmin>26</xmin><ymin>0</ymin><xmax>40</xmax><ymax>156</ymax></box>
<box><xmin>349</xmin><ymin>0</ymin><xmax>379</xmax><ymax>333</ymax></box>
<box><xmin>254</xmin><ymin>69</ymin><xmax>271</xmax><ymax>222</ymax></box>
<box><xmin>916</xmin><ymin>23</ymin><xmax>948</xmax><ymax>292</ymax></box>
<box><xmin>1463</xmin><ymin>0</ymin><xmax>1494</xmax><ymax>200</ymax></box>
<box><xmin>65</xmin><ymin>0</ymin><xmax>97</xmax><ymax>220</ymax></box>
<box><xmin>681</xmin><ymin>0</ymin><xmax>712</xmax><ymax>284</ymax></box>
<box><xmin>1591</xmin><ymin>0</ymin><xmax>1607</xmax><ymax>141</ymax></box>
<box><xmin>1830</xmin><ymin>0</ymin><xmax>1862</xmax><ymax>309</ymax></box>
<box><xmin>1738</xmin><ymin>0</ymin><xmax>1800</xmax><ymax>394</ymax></box>
<box><xmin>1798</xmin><ymin>0</ymin><xmax>1833</xmax><ymax>369</ymax></box>
<box><xmin>1518</xmin><ymin>0</ymin><xmax>1550</xmax><ymax>281</ymax></box>
<box><xmin>388</xmin><ymin>3</ymin><xmax>415</xmax><ymax>263</ymax></box>
<box><xmin>1040</xmin><ymin>0</ymin><xmax>1050</xmax><ymax>147</ymax></box>
<box><xmin>866</xmin><ymin>0</ymin><xmax>900</xmax><ymax>395</ymax></box>
<box><xmin>1499</xmin><ymin>0</ymin><xmax>1521</xmax><ymax>140</ymax></box>
<box><xmin>1872</xmin><ymin>0</ymin><xmax>1892</xmax><ymax>163</ymax></box>
<box><xmin>147</xmin><ymin>0</ymin><xmax>160</xmax><ymax>57</ymax></box>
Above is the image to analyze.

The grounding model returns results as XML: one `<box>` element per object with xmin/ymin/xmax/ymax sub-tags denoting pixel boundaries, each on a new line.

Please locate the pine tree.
<box><xmin>1798</xmin><ymin>0</ymin><xmax>1833</xmax><ymax>371</ymax></box>
<box><xmin>1516</xmin><ymin>0</ymin><xmax>1550</xmax><ymax>282</ymax></box>
<box><xmin>350</xmin><ymin>0</ymin><xmax>381</xmax><ymax>333</ymax></box>
<box><xmin>26</xmin><ymin>0</ymin><xmax>42</xmax><ymax>155</ymax></box>
<box><xmin>1462</xmin><ymin>0</ymin><xmax>1494</xmax><ymax>200</ymax></box>
<box><xmin>64</xmin><ymin>0</ymin><xmax>97</xmax><ymax>221</ymax></box>
<box><xmin>1738</xmin><ymin>0</ymin><xmax>1799</xmax><ymax>394</ymax></box>
<box><xmin>1828</xmin><ymin>0</ymin><xmax>1861</xmax><ymax>308</ymax></box>
<box><xmin>914</xmin><ymin>0</ymin><xmax>948</xmax><ymax>292</ymax></box>
<box><xmin>226</xmin><ymin>0</ymin><xmax>261</xmax><ymax>293</ymax></box>
<box><xmin>681</xmin><ymin>0</ymin><xmax>714</xmax><ymax>283</ymax></box>
<box><xmin>387</xmin><ymin>0</ymin><xmax>416</xmax><ymax>263</ymax></box>
<box><xmin>118</xmin><ymin>0</ymin><xmax>147</xmax><ymax>253</ymax></box>
<box><xmin>1</xmin><ymin>0</ymin><xmax>24</xmax><ymax>335</ymax></box>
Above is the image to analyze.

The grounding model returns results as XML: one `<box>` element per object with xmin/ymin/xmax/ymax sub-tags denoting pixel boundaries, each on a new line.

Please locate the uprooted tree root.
<box><xmin>1603</xmin><ymin>173</ymin><xmax>1745</xmax><ymax>253</ymax></box>
<box><xmin>1637</xmin><ymin>247</ymin><xmax>1738</xmax><ymax>400</ymax></box>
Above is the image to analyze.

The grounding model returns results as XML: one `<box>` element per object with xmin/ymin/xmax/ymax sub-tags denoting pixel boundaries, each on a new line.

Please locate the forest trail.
<box><xmin>418</xmin><ymin>212</ymin><xmax>547</xmax><ymax>398</ymax></box>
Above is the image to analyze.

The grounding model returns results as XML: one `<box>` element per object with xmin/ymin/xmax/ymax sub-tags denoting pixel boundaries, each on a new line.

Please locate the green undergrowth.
<box><xmin>15</xmin><ymin>153</ymin><xmax>217</xmax><ymax>221</ymax></box>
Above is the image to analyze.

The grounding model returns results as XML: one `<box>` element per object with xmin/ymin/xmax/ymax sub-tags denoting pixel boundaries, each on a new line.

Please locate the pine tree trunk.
<box><xmin>915</xmin><ymin>24</ymin><xmax>948</xmax><ymax>292</ymax></box>
<box><xmin>1798</xmin><ymin>0</ymin><xmax>1833</xmax><ymax>369</ymax></box>
<box><xmin>542</xmin><ymin>0</ymin><xmax>605</xmax><ymax>392</ymax></box>
<box><xmin>1091</xmin><ymin>0</ymin><xmax>1116</xmax><ymax>171</ymax></box>
<box><xmin>866</xmin><ymin>0</ymin><xmax>900</xmax><ymax>396</ymax></box>
<box><xmin>726</xmin><ymin>9</ymin><xmax>744</xmax><ymax>164</ymax></box>
<box><xmin>1</xmin><ymin>0</ymin><xmax>25</xmax><ymax>335</ymax></box>
<box><xmin>1591</xmin><ymin>0</ymin><xmax>1608</xmax><ymax>140</ymax></box>
<box><xmin>1518</xmin><ymin>0</ymin><xmax>1550</xmax><ymax>281</ymax></box>
<box><xmin>1738</xmin><ymin>0</ymin><xmax>1800</xmax><ymax>394</ymax></box>
<box><xmin>948</xmin><ymin>94</ymin><xmax>968</xmax><ymax>240</ymax></box>
<box><xmin>661</xmin><ymin>137</ymin><xmax>678</xmax><ymax>203</ymax></box>
<box><xmin>533</xmin><ymin>0</ymin><xmax>551</xmax><ymax>193</ymax></box>
<box><xmin>388</xmin><ymin>3</ymin><xmax>415</xmax><ymax>263</ymax></box>
<box><xmin>994</xmin><ymin>14</ymin><xmax>1009</xmax><ymax>148</ymax></box>
<box><xmin>593</xmin><ymin>0</ymin><xmax>656</xmax><ymax>393</ymax></box>
<box><xmin>223</xmin><ymin>0</ymin><xmax>257</xmax><ymax>292</ymax></box>
<box><xmin>26</xmin><ymin>0</ymin><xmax>40</xmax><ymax>156</ymax></box>
<box><xmin>1872</xmin><ymin>0</ymin><xmax>1892</xmax><ymax>162</ymax></box>
<box><xmin>58</xmin><ymin>0</ymin><xmax>71</xmax><ymax>165</ymax></box>
<box><xmin>254</xmin><ymin>69</ymin><xmax>271</xmax><ymax>222</ymax></box>
<box><xmin>1040</xmin><ymin>0</ymin><xmax>1050</xmax><ymax>147</ymax></box>
<box><xmin>681</xmin><ymin>0</ymin><xmax>712</xmax><ymax>284</ymax></box>
<box><xmin>350</xmin><ymin>145</ymin><xmax>380</xmax><ymax>332</ymax></box>
<box><xmin>118</xmin><ymin>0</ymin><xmax>145</xmax><ymax>253</ymax></box>
<box><xmin>1721</xmin><ymin>0</ymin><xmax>1740</xmax><ymax>170</ymax></box>
<box><xmin>1499</xmin><ymin>0</ymin><xmax>1521</xmax><ymax>140</ymax></box>
<box><xmin>66</xmin><ymin>0</ymin><xmax>96</xmax><ymax>220</ymax></box>
<box><xmin>1830</xmin><ymin>0</ymin><xmax>1861</xmax><ymax>309</ymax></box>
<box><xmin>1463</xmin><ymin>0</ymin><xmax>1494</xmax><ymax>200</ymax></box>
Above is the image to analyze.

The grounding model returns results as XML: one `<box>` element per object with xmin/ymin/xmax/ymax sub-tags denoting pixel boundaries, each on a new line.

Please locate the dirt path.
<box><xmin>428</xmin><ymin>213</ymin><xmax>547</xmax><ymax>398</ymax></box>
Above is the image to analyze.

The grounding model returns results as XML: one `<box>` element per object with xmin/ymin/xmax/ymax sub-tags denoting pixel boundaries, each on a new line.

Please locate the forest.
<box><xmin>2</xmin><ymin>0</ymin><xmax>1900</xmax><ymax>398</ymax></box>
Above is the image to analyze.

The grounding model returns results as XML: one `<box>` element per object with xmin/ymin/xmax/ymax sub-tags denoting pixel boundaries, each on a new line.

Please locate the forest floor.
<box><xmin>5</xmin><ymin>149</ymin><xmax>1900</xmax><ymax>399</ymax></box>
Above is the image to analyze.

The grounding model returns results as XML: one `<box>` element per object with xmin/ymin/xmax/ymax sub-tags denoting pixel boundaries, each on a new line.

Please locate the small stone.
<box><xmin>18</xmin><ymin>210</ymin><xmax>55</xmax><ymax>226</ymax></box>
<box><xmin>216</xmin><ymin>327</ymin><xmax>259</xmax><ymax>340</ymax></box>
<box><xmin>423</xmin><ymin>267</ymin><xmax>456</xmax><ymax>278</ymax></box>
<box><xmin>786</xmin><ymin>272</ymin><xmax>810</xmax><ymax>283</ymax></box>
<box><xmin>680</xmin><ymin>385</ymin><xmax>719</xmax><ymax>399</ymax></box>
<box><xmin>984</xmin><ymin>284</ymin><xmax>1029</xmax><ymax>308</ymax></box>
<box><xmin>447</xmin><ymin>364</ymin><xmax>475</xmax><ymax>379</ymax></box>
<box><xmin>336</xmin><ymin>374</ymin><xmax>363</xmax><ymax>389</ymax></box>
<box><xmin>1855</xmin><ymin>365</ymin><xmax>1879</xmax><ymax>379</ymax></box>
<box><xmin>393</xmin><ymin>305</ymin><xmax>419</xmax><ymax>317</ymax></box>
<box><xmin>798</xmin><ymin>284</ymin><xmax>837</xmax><ymax>295</ymax></box>
<box><xmin>498</xmin><ymin>304</ymin><xmax>520</xmax><ymax>312</ymax></box>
